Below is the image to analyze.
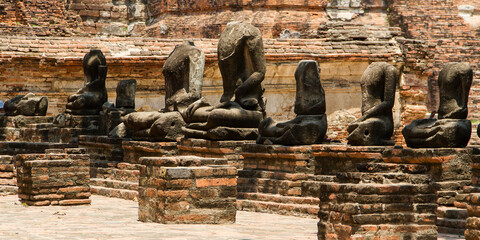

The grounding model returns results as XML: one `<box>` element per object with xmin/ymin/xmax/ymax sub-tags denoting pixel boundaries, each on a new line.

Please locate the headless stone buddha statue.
<box><xmin>257</xmin><ymin>60</ymin><xmax>327</xmax><ymax>145</ymax></box>
<box><xmin>347</xmin><ymin>62</ymin><xmax>397</xmax><ymax>146</ymax></box>
<box><xmin>66</xmin><ymin>49</ymin><xmax>108</xmax><ymax>115</ymax></box>
<box><xmin>182</xmin><ymin>21</ymin><xmax>266</xmax><ymax>140</ymax></box>
<box><xmin>402</xmin><ymin>63</ymin><xmax>472</xmax><ymax>148</ymax></box>
<box><xmin>120</xmin><ymin>41</ymin><xmax>205</xmax><ymax>141</ymax></box>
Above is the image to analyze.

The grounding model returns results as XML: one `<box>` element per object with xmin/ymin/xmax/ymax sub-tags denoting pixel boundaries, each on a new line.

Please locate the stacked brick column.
<box><xmin>16</xmin><ymin>148</ymin><xmax>91</xmax><ymax>206</ymax></box>
<box><xmin>79</xmin><ymin>136</ymin><xmax>138</xmax><ymax>200</ymax></box>
<box><xmin>465</xmin><ymin>152</ymin><xmax>480</xmax><ymax>239</ymax></box>
<box><xmin>383</xmin><ymin>148</ymin><xmax>474</xmax><ymax>235</ymax></box>
<box><xmin>238</xmin><ymin>144</ymin><xmax>319</xmax><ymax>217</ymax></box>
<box><xmin>318</xmin><ymin>162</ymin><xmax>438</xmax><ymax>240</ymax></box>
<box><xmin>138</xmin><ymin>156</ymin><xmax>237</xmax><ymax>224</ymax></box>
<box><xmin>0</xmin><ymin>155</ymin><xmax>17</xmax><ymax>194</ymax></box>
<box><xmin>177</xmin><ymin>138</ymin><xmax>251</xmax><ymax>169</ymax></box>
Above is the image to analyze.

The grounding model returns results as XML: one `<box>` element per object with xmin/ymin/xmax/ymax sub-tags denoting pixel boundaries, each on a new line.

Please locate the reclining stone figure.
<box><xmin>4</xmin><ymin>93</ymin><xmax>48</xmax><ymax>116</ymax></box>
<box><xmin>402</xmin><ymin>62</ymin><xmax>472</xmax><ymax>148</ymax></box>
<box><xmin>182</xmin><ymin>21</ymin><xmax>266</xmax><ymax>140</ymax></box>
<box><xmin>118</xmin><ymin>41</ymin><xmax>205</xmax><ymax>141</ymax></box>
<box><xmin>257</xmin><ymin>60</ymin><xmax>327</xmax><ymax>145</ymax></box>
<box><xmin>66</xmin><ymin>49</ymin><xmax>108</xmax><ymax>115</ymax></box>
<box><xmin>347</xmin><ymin>62</ymin><xmax>397</xmax><ymax>146</ymax></box>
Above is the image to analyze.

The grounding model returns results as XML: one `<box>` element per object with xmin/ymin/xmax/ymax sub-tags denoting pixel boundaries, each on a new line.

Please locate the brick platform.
<box><xmin>177</xmin><ymin>138</ymin><xmax>251</xmax><ymax>169</ymax></box>
<box><xmin>237</xmin><ymin>144</ymin><xmax>319</xmax><ymax>218</ymax></box>
<box><xmin>16</xmin><ymin>148</ymin><xmax>91</xmax><ymax>206</ymax></box>
<box><xmin>79</xmin><ymin>135</ymin><xmax>138</xmax><ymax>200</ymax></box>
<box><xmin>138</xmin><ymin>156</ymin><xmax>237</xmax><ymax>224</ymax></box>
<box><xmin>465</xmin><ymin>151</ymin><xmax>480</xmax><ymax>239</ymax></box>
<box><xmin>383</xmin><ymin>147</ymin><xmax>475</xmax><ymax>235</ymax></box>
<box><xmin>318</xmin><ymin>162</ymin><xmax>438</xmax><ymax>240</ymax></box>
<box><xmin>0</xmin><ymin>155</ymin><xmax>17</xmax><ymax>194</ymax></box>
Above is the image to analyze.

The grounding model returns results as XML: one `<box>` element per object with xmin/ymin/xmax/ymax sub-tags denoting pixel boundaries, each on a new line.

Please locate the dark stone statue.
<box><xmin>182</xmin><ymin>21</ymin><xmax>266</xmax><ymax>140</ymax></box>
<box><xmin>118</xmin><ymin>41</ymin><xmax>205</xmax><ymax>141</ymax></box>
<box><xmin>347</xmin><ymin>62</ymin><xmax>397</xmax><ymax>146</ymax></box>
<box><xmin>66</xmin><ymin>49</ymin><xmax>108</xmax><ymax>115</ymax></box>
<box><xmin>116</xmin><ymin>79</ymin><xmax>137</xmax><ymax>109</ymax></box>
<box><xmin>403</xmin><ymin>63</ymin><xmax>473</xmax><ymax>148</ymax></box>
<box><xmin>4</xmin><ymin>93</ymin><xmax>48</xmax><ymax>116</ymax></box>
<box><xmin>257</xmin><ymin>60</ymin><xmax>327</xmax><ymax>145</ymax></box>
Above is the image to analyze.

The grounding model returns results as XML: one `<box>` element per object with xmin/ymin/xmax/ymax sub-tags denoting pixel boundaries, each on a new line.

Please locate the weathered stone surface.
<box><xmin>121</xmin><ymin>41</ymin><xmax>204</xmax><ymax>141</ymax></box>
<box><xmin>403</xmin><ymin>63</ymin><xmax>473</xmax><ymax>148</ymax></box>
<box><xmin>257</xmin><ymin>60</ymin><xmax>327</xmax><ymax>145</ymax></box>
<box><xmin>4</xmin><ymin>93</ymin><xmax>48</xmax><ymax>116</ymax></box>
<box><xmin>347</xmin><ymin>62</ymin><xmax>396</xmax><ymax>146</ymax></box>
<box><xmin>66</xmin><ymin>49</ymin><xmax>108</xmax><ymax>115</ymax></box>
<box><xmin>183</xmin><ymin>21</ymin><xmax>266</xmax><ymax>140</ymax></box>
<box><xmin>116</xmin><ymin>79</ymin><xmax>136</xmax><ymax>109</ymax></box>
<box><xmin>138</xmin><ymin>156</ymin><xmax>237</xmax><ymax>224</ymax></box>
<box><xmin>16</xmin><ymin>148</ymin><xmax>91</xmax><ymax>206</ymax></box>
<box><xmin>163</xmin><ymin>40</ymin><xmax>204</xmax><ymax>113</ymax></box>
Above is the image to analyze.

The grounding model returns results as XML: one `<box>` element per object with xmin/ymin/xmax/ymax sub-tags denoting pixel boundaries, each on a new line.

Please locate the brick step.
<box><xmin>434</xmin><ymin>180</ymin><xmax>471</xmax><ymax>191</ymax></box>
<box><xmin>90</xmin><ymin>178</ymin><xmax>138</xmax><ymax>191</ymax></box>
<box><xmin>90</xmin><ymin>160</ymin><xmax>140</xmax><ymax>170</ymax></box>
<box><xmin>90</xmin><ymin>186</ymin><xmax>138</xmax><ymax>201</ymax></box>
<box><xmin>237</xmin><ymin>192</ymin><xmax>319</xmax><ymax>205</ymax></box>
<box><xmin>236</xmin><ymin>199</ymin><xmax>318</xmax><ymax>218</ymax></box>
<box><xmin>437</xmin><ymin>218</ymin><xmax>466</xmax><ymax>231</ymax></box>
<box><xmin>0</xmin><ymin>185</ymin><xmax>18</xmax><ymax>194</ymax></box>
<box><xmin>438</xmin><ymin>226</ymin><xmax>465</xmax><ymax>235</ymax></box>
<box><xmin>90</xmin><ymin>167</ymin><xmax>139</xmax><ymax>182</ymax></box>
<box><xmin>436</xmin><ymin>206</ymin><xmax>468</xmax><ymax>219</ymax></box>
<box><xmin>336</xmin><ymin>172</ymin><xmax>431</xmax><ymax>184</ymax></box>
<box><xmin>356</xmin><ymin>163</ymin><xmax>428</xmax><ymax>174</ymax></box>
<box><xmin>237</xmin><ymin>177</ymin><xmax>302</xmax><ymax>196</ymax></box>
<box><xmin>26</xmin><ymin>123</ymin><xmax>55</xmax><ymax>129</ymax></box>
<box><xmin>239</xmin><ymin>169</ymin><xmax>312</xmax><ymax>181</ymax></box>
<box><xmin>320</xmin><ymin>182</ymin><xmax>435</xmax><ymax>196</ymax></box>
<box><xmin>0</xmin><ymin>116</ymin><xmax>54</xmax><ymax>128</ymax></box>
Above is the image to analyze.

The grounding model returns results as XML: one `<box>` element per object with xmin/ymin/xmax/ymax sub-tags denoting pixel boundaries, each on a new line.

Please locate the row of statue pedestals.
<box><xmin>3</xmin><ymin>21</ymin><xmax>475</xmax><ymax>149</ymax></box>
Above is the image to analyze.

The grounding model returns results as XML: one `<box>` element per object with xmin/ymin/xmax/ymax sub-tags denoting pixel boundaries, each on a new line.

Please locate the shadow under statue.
<box><xmin>257</xmin><ymin>60</ymin><xmax>327</xmax><ymax>145</ymax></box>
<box><xmin>66</xmin><ymin>49</ymin><xmax>108</xmax><ymax>115</ymax></box>
<box><xmin>402</xmin><ymin>62</ymin><xmax>472</xmax><ymax>148</ymax></box>
<box><xmin>182</xmin><ymin>21</ymin><xmax>266</xmax><ymax>140</ymax></box>
<box><xmin>347</xmin><ymin>62</ymin><xmax>397</xmax><ymax>146</ymax></box>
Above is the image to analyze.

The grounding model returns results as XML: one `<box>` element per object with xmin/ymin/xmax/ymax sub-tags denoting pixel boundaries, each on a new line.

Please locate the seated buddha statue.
<box><xmin>347</xmin><ymin>62</ymin><xmax>397</xmax><ymax>146</ymax></box>
<box><xmin>182</xmin><ymin>21</ymin><xmax>266</xmax><ymax>140</ymax></box>
<box><xmin>402</xmin><ymin>63</ymin><xmax>472</xmax><ymax>148</ymax></box>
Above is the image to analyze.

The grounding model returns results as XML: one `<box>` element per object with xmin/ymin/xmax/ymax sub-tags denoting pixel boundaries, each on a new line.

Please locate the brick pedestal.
<box><xmin>122</xmin><ymin>140</ymin><xmax>177</xmax><ymax>165</ymax></box>
<box><xmin>16</xmin><ymin>148</ymin><xmax>91</xmax><ymax>206</ymax></box>
<box><xmin>465</xmin><ymin>152</ymin><xmax>480</xmax><ymax>239</ymax></box>
<box><xmin>139</xmin><ymin>156</ymin><xmax>237</xmax><ymax>224</ymax></box>
<box><xmin>0</xmin><ymin>155</ymin><xmax>17</xmax><ymax>194</ymax></box>
<box><xmin>79</xmin><ymin>135</ymin><xmax>138</xmax><ymax>200</ymax></box>
<box><xmin>238</xmin><ymin>144</ymin><xmax>318</xmax><ymax>217</ymax></box>
<box><xmin>383</xmin><ymin>147</ymin><xmax>474</xmax><ymax>235</ymax></box>
<box><xmin>318</xmin><ymin>162</ymin><xmax>438</xmax><ymax>240</ymax></box>
<box><xmin>177</xmin><ymin>138</ymin><xmax>251</xmax><ymax>169</ymax></box>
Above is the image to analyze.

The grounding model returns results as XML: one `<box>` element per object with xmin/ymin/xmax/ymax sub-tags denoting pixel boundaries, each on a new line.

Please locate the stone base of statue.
<box><xmin>182</xmin><ymin>126</ymin><xmax>258</xmax><ymax>140</ymax></box>
<box><xmin>347</xmin><ymin>117</ymin><xmax>395</xmax><ymax>146</ymax></box>
<box><xmin>402</xmin><ymin>118</ymin><xmax>471</xmax><ymax>148</ymax></box>
<box><xmin>257</xmin><ymin>115</ymin><xmax>327</xmax><ymax>145</ymax></box>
